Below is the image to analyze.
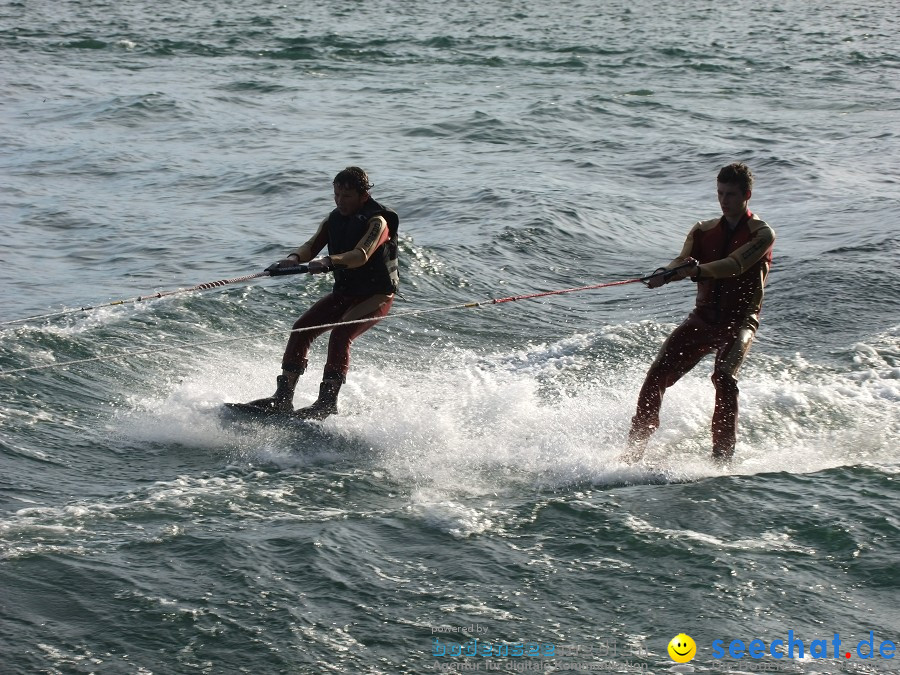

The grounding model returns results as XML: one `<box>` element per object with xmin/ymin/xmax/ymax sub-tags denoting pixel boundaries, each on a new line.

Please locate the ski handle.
<box><xmin>265</xmin><ymin>264</ymin><xmax>310</xmax><ymax>277</ymax></box>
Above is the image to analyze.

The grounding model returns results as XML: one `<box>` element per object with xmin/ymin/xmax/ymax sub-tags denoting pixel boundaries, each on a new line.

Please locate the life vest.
<box><xmin>327</xmin><ymin>197</ymin><xmax>399</xmax><ymax>296</ymax></box>
<box><xmin>690</xmin><ymin>211</ymin><xmax>773</xmax><ymax>322</ymax></box>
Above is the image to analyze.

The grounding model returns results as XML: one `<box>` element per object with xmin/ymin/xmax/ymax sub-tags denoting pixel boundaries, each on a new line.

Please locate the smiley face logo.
<box><xmin>668</xmin><ymin>633</ymin><xmax>696</xmax><ymax>663</ymax></box>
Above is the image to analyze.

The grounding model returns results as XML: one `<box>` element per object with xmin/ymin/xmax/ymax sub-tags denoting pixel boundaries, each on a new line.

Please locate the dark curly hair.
<box><xmin>717</xmin><ymin>162</ymin><xmax>754</xmax><ymax>194</ymax></box>
<box><xmin>333</xmin><ymin>166</ymin><xmax>373</xmax><ymax>193</ymax></box>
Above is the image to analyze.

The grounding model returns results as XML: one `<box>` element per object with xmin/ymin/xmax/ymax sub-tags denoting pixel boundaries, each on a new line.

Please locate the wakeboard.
<box><xmin>220</xmin><ymin>402</ymin><xmax>322</xmax><ymax>429</ymax></box>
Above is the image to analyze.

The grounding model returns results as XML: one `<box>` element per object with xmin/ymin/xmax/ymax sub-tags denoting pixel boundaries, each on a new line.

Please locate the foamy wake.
<box><xmin>117</xmin><ymin>324</ymin><xmax>899</xmax><ymax>535</ymax></box>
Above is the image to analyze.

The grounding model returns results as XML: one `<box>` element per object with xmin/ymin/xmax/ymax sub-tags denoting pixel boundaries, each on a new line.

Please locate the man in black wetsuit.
<box><xmin>242</xmin><ymin>167</ymin><xmax>399</xmax><ymax>419</ymax></box>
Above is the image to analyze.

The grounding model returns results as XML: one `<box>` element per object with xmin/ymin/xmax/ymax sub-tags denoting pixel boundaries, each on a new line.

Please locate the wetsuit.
<box><xmin>282</xmin><ymin>198</ymin><xmax>399</xmax><ymax>381</ymax></box>
<box><xmin>630</xmin><ymin>210</ymin><xmax>775</xmax><ymax>458</ymax></box>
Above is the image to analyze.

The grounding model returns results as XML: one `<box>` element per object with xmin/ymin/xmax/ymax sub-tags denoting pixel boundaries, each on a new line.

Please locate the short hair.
<box><xmin>717</xmin><ymin>162</ymin><xmax>754</xmax><ymax>193</ymax></box>
<box><xmin>333</xmin><ymin>166</ymin><xmax>373</xmax><ymax>193</ymax></box>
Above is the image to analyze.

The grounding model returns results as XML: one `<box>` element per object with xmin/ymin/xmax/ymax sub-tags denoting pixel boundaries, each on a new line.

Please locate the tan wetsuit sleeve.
<box><xmin>290</xmin><ymin>218</ymin><xmax>329</xmax><ymax>262</ymax></box>
<box><xmin>665</xmin><ymin>220</ymin><xmax>775</xmax><ymax>279</ymax></box>
<box><xmin>328</xmin><ymin>216</ymin><xmax>389</xmax><ymax>270</ymax></box>
<box><xmin>661</xmin><ymin>223</ymin><xmax>701</xmax><ymax>272</ymax></box>
<box><xmin>699</xmin><ymin>221</ymin><xmax>775</xmax><ymax>279</ymax></box>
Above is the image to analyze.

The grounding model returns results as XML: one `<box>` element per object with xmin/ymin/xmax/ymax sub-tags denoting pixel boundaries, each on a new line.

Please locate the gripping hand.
<box><xmin>308</xmin><ymin>257</ymin><xmax>334</xmax><ymax>275</ymax></box>
<box><xmin>643</xmin><ymin>258</ymin><xmax>699</xmax><ymax>288</ymax></box>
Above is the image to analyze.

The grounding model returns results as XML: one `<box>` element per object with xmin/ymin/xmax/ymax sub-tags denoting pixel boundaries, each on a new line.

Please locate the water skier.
<box><xmin>626</xmin><ymin>162</ymin><xmax>775</xmax><ymax>463</ymax></box>
<box><xmin>240</xmin><ymin>166</ymin><xmax>399</xmax><ymax>419</ymax></box>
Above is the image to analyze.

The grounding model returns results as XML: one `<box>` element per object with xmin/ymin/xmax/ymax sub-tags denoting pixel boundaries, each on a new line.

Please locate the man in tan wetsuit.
<box><xmin>626</xmin><ymin>163</ymin><xmax>775</xmax><ymax>463</ymax></box>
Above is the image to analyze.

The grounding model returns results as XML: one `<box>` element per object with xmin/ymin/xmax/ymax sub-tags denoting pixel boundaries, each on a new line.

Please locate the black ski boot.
<box><xmin>243</xmin><ymin>375</ymin><xmax>295</xmax><ymax>415</ymax></box>
<box><xmin>293</xmin><ymin>378</ymin><xmax>342</xmax><ymax>420</ymax></box>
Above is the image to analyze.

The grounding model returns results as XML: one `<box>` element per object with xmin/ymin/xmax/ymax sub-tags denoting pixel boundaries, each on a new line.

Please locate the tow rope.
<box><xmin>0</xmin><ymin>263</ymin><xmax>693</xmax><ymax>376</ymax></box>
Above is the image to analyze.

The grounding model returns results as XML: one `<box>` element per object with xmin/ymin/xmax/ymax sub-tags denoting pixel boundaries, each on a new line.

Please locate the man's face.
<box><xmin>717</xmin><ymin>181</ymin><xmax>750</xmax><ymax>221</ymax></box>
<box><xmin>334</xmin><ymin>184</ymin><xmax>368</xmax><ymax>216</ymax></box>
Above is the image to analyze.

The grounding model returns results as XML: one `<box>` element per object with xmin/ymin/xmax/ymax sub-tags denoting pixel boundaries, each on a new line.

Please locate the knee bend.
<box><xmin>645</xmin><ymin>364</ymin><xmax>679</xmax><ymax>392</ymax></box>
<box><xmin>712</xmin><ymin>370</ymin><xmax>738</xmax><ymax>392</ymax></box>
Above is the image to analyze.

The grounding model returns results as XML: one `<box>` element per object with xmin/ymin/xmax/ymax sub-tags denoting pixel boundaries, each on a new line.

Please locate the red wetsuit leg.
<box><xmin>281</xmin><ymin>293</ymin><xmax>354</xmax><ymax>371</ymax></box>
<box><xmin>323</xmin><ymin>294</ymin><xmax>394</xmax><ymax>380</ymax></box>
<box><xmin>629</xmin><ymin>312</ymin><xmax>718</xmax><ymax>444</ymax></box>
<box><xmin>710</xmin><ymin>318</ymin><xmax>757</xmax><ymax>459</ymax></box>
